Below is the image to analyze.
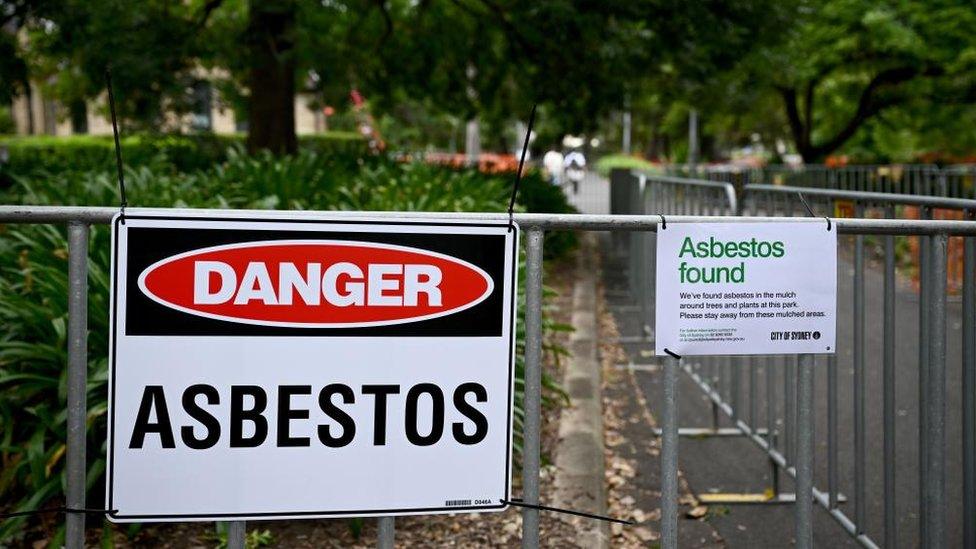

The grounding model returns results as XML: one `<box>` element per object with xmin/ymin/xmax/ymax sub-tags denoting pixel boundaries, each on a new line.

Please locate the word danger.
<box><xmin>128</xmin><ymin>382</ymin><xmax>489</xmax><ymax>450</ymax></box>
<box><xmin>192</xmin><ymin>260</ymin><xmax>442</xmax><ymax>306</ymax></box>
<box><xmin>137</xmin><ymin>240</ymin><xmax>493</xmax><ymax>327</ymax></box>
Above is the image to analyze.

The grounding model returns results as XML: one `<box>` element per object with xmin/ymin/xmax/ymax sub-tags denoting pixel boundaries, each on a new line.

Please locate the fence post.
<box><xmin>65</xmin><ymin>222</ymin><xmax>89</xmax><ymax>549</ymax></box>
<box><xmin>883</xmin><ymin>224</ymin><xmax>897</xmax><ymax>549</ymax></box>
<box><xmin>661</xmin><ymin>353</ymin><xmax>679</xmax><ymax>549</ymax></box>
<box><xmin>923</xmin><ymin>233</ymin><xmax>948</xmax><ymax>548</ymax></box>
<box><xmin>522</xmin><ymin>228</ymin><xmax>544</xmax><ymax>549</ymax></box>
<box><xmin>965</xmin><ymin>217</ymin><xmax>976</xmax><ymax>549</ymax></box>
<box><xmin>854</xmin><ymin>210</ymin><xmax>866</xmax><ymax>533</ymax></box>
<box><xmin>919</xmin><ymin>208</ymin><xmax>932</xmax><ymax>544</ymax></box>
<box><xmin>226</xmin><ymin>521</ymin><xmax>246</xmax><ymax>549</ymax></box>
<box><xmin>377</xmin><ymin>516</ymin><xmax>395</xmax><ymax>548</ymax></box>
<box><xmin>795</xmin><ymin>353</ymin><xmax>815</xmax><ymax>549</ymax></box>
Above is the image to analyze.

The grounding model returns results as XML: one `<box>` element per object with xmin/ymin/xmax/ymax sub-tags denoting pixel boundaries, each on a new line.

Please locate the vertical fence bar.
<box><xmin>884</xmin><ymin>229</ymin><xmax>897</xmax><ymax>549</ymax></box>
<box><xmin>65</xmin><ymin>222</ymin><xmax>89</xmax><ymax>549</ymax></box>
<box><xmin>785</xmin><ymin>357</ymin><xmax>795</xmax><ymax>465</ymax></box>
<box><xmin>732</xmin><ymin>357</ymin><xmax>742</xmax><ymax>423</ymax></box>
<box><xmin>796</xmin><ymin>354</ymin><xmax>815</xmax><ymax>549</ymax></box>
<box><xmin>828</xmin><ymin>353</ymin><xmax>838</xmax><ymax>509</ymax></box>
<box><xmin>854</xmin><ymin>228</ymin><xmax>866</xmax><ymax>533</ymax></box>
<box><xmin>919</xmin><ymin>209</ymin><xmax>932</xmax><ymax>545</ymax></box>
<box><xmin>767</xmin><ymin>356</ymin><xmax>780</xmax><ymax>497</ymax></box>
<box><xmin>522</xmin><ymin>228</ymin><xmax>544</xmax><ymax>549</ymax></box>
<box><xmin>766</xmin><ymin>356</ymin><xmax>775</xmax><ymax>444</ymax></box>
<box><xmin>226</xmin><ymin>521</ymin><xmax>246</xmax><ymax>549</ymax></box>
<box><xmin>924</xmin><ymin>233</ymin><xmax>947</xmax><ymax>548</ymax></box>
<box><xmin>750</xmin><ymin>358</ymin><xmax>758</xmax><ymax>428</ymax></box>
<box><xmin>964</xmin><ymin>224</ymin><xmax>976</xmax><ymax>549</ymax></box>
<box><xmin>377</xmin><ymin>517</ymin><xmax>395</xmax><ymax>549</ymax></box>
<box><xmin>662</xmin><ymin>353</ymin><xmax>680</xmax><ymax>549</ymax></box>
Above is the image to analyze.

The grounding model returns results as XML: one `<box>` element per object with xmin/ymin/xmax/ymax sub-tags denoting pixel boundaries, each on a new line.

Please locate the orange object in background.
<box><xmin>422</xmin><ymin>153</ymin><xmax>522</xmax><ymax>174</ymax></box>
<box><xmin>834</xmin><ymin>200</ymin><xmax>856</xmax><ymax>218</ymax></box>
<box><xmin>904</xmin><ymin>206</ymin><xmax>966</xmax><ymax>294</ymax></box>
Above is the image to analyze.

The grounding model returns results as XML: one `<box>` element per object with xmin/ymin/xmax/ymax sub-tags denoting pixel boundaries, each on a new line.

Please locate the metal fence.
<box><xmin>3</xmin><ymin>201</ymin><xmax>976</xmax><ymax>549</ymax></box>
<box><xmin>664</xmin><ymin>164</ymin><xmax>976</xmax><ymax>199</ymax></box>
<box><xmin>613</xmin><ymin>170</ymin><xmax>976</xmax><ymax>548</ymax></box>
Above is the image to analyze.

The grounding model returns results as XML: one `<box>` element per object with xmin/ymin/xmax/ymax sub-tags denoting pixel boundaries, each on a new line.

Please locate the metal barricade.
<box><xmin>664</xmin><ymin>163</ymin><xmax>976</xmax><ymax>199</ymax></box>
<box><xmin>3</xmin><ymin>201</ymin><xmax>975</xmax><ymax>549</ymax></box>
<box><xmin>616</xmin><ymin>172</ymin><xmax>976</xmax><ymax>548</ymax></box>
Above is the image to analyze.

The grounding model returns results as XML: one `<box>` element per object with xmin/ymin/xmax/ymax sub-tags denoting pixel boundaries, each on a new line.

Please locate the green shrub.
<box><xmin>0</xmin><ymin>151</ymin><xmax>574</xmax><ymax>542</ymax></box>
<box><xmin>0</xmin><ymin>133</ymin><xmax>368</xmax><ymax>184</ymax></box>
<box><xmin>594</xmin><ymin>153</ymin><xmax>661</xmax><ymax>177</ymax></box>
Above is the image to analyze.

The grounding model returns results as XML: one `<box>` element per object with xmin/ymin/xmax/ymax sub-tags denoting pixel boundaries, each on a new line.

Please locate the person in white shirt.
<box><xmin>542</xmin><ymin>150</ymin><xmax>564</xmax><ymax>186</ymax></box>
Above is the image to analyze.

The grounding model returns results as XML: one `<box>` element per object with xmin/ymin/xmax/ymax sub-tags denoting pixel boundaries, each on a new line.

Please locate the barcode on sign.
<box><xmin>444</xmin><ymin>499</ymin><xmax>472</xmax><ymax>507</ymax></box>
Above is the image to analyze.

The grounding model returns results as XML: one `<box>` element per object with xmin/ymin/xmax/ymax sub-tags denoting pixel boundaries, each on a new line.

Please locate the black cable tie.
<box><xmin>507</xmin><ymin>104</ymin><xmax>538</xmax><ymax>233</ymax></box>
<box><xmin>659</xmin><ymin>214</ymin><xmax>666</xmax><ymax>229</ymax></box>
<box><xmin>501</xmin><ymin>498</ymin><xmax>634</xmax><ymax>526</ymax></box>
<box><xmin>0</xmin><ymin>506</ymin><xmax>119</xmax><ymax>520</ymax></box>
<box><xmin>105</xmin><ymin>67</ymin><xmax>128</xmax><ymax>225</ymax></box>
<box><xmin>664</xmin><ymin>348</ymin><xmax>682</xmax><ymax>360</ymax></box>
<box><xmin>796</xmin><ymin>192</ymin><xmax>831</xmax><ymax>231</ymax></box>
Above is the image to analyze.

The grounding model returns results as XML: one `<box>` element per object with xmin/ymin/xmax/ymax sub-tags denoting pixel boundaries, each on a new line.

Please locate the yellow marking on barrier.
<box><xmin>698</xmin><ymin>493</ymin><xmax>774</xmax><ymax>503</ymax></box>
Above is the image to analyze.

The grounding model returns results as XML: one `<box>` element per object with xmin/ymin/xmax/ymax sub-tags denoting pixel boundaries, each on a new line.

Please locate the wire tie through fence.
<box><xmin>0</xmin><ymin>506</ymin><xmax>119</xmax><ymax>521</ymax></box>
<box><xmin>507</xmin><ymin>104</ymin><xmax>537</xmax><ymax>233</ymax></box>
<box><xmin>105</xmin><ymin>67</ymin><xmax>128</xmax><ymax>225</ymax></box>
<box><xmin>663</xmin><ymin>348</ymin><xmax>681</xmax><ymax>360</ymax></box>
<box><xmin>795</xmin><ymin>192</ymin><xmax>831</xmax><ymax>231</ymax></box>
<box><xmin>659</xmin><ymin>214</ymin><xmax>667</xmax><ymax>229</ymax></box>
<box><xmin>500</xmin><ymin>498</ymin><xmax>634</xmax><ymax>525</ymax></box>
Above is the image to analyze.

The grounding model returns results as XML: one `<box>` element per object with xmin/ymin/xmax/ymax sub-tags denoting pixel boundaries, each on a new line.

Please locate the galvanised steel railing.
<box><xmin>4</xmin><ymin>203</ymin><xmax>976</xmax><ymax>549</ymax></box>
<box><xmin>663</xmin><ymin>163</ymin><xmax>976</xmax><ymax>199</ymax></box>
<box><xmin>615</xmin><ymin>170</ymin><xmax>976</xmax><ymax>548</ymax></box>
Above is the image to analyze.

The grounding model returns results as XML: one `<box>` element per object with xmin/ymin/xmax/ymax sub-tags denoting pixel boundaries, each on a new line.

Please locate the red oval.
<box><xmin>137</xmin><ymin>240</ymin><xmax>494</xmax><ymax>327</ymax></box>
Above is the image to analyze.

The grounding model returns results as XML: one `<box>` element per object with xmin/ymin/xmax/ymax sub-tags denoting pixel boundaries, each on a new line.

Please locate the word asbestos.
<box><xmin>129</xmin><ymin>382</ymin><xmax>489</xmax><ymax>450</ymax></box>
<box><xmin>677</xmin><ymin>236</ymin><xmax>785</xmax><ymax>284</ymax></box>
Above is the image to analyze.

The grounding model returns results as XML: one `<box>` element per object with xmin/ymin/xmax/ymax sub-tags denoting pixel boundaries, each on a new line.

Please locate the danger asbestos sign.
<box><xmin>106</xmin><ymin>212</ymin><xmax>518</xmax><ymax>521</ymax></box>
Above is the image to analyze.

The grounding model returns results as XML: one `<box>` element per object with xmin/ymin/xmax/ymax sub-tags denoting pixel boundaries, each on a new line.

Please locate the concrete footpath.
<box><xmin>553</xmin><ymin>233</ymin><xmax>609</xmax><ymax>547</ymax></box>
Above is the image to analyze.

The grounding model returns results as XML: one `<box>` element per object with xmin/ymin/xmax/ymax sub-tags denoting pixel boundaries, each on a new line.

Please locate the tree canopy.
<box><xmin>2</xmin><ymin>0</ymin><xmax>973</xmax><ymax>161</ymax></box>
<box><xmin>703</xmin><ymin>0</ymin><xmax>976</xmax><ymax>162</ymax></box>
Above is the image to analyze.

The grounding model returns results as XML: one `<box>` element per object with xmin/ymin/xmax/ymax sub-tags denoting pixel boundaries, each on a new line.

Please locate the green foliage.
<box><xmin>0</xmin><ymin>106</ymin><xmax>14</xmax><ymax>135</ymax></box>
<box><xmin>703</xmin><ymin>0</ymin><xmax>976</xmax><ymax>162</ymax></box>
<box><xmin>0</xmin><ymin>134</ymin><xmax>367</xmax><ymax>184</ymax></box>
<box><xmin>0</xmin><ymin>150</ymin><xmax>575</xmax><ymax>542</ymax></box>
<box><xmin>2</xmin><ymin>1</ymin><xmax>785</xmax><ymax>150</ymax></box>
<box><xmin>594</xmin><ymin>155</ymin><xmax>661</xmax><ymax>178</ymax></box>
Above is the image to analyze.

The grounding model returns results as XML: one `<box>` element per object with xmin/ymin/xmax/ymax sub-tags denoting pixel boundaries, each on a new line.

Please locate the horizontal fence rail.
<box><xmin>664</xmin><ymin>163</ymin><xmax>976</xmax><ymax>199</ymax></box>
<box><xmin>614</xmin><ymin>170</ymin><xmax>976</xmax><ymax>549</ymax></box>
<box><xmin>3</xmin><ymin>201</ymin><xmax>976</xmax><ymax>549</ymax></box>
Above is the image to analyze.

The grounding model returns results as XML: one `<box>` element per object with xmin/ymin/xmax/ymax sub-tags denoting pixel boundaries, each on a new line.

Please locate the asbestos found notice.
<box><xmin>655</xmin><ymin>221</ymin><xmax>836</xmax><ymax>356</ymax></box>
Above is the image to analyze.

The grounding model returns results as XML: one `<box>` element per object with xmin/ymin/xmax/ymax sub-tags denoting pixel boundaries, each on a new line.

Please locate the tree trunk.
<box><xmin>246</xmin><ymin>0</ymin><xmax>297</xmax><ymax>155</ymax></box>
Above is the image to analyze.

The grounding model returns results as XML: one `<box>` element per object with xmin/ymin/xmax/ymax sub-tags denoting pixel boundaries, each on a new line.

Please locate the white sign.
<box><xmin>107</xmin><ymin>212</ymin><xmax>518</xmax><ymax>522</ymax></box>
<box><xmin>655</xmin><ymin>221</ymin><xmax>836</xmax><ymax>356</ymax></box>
